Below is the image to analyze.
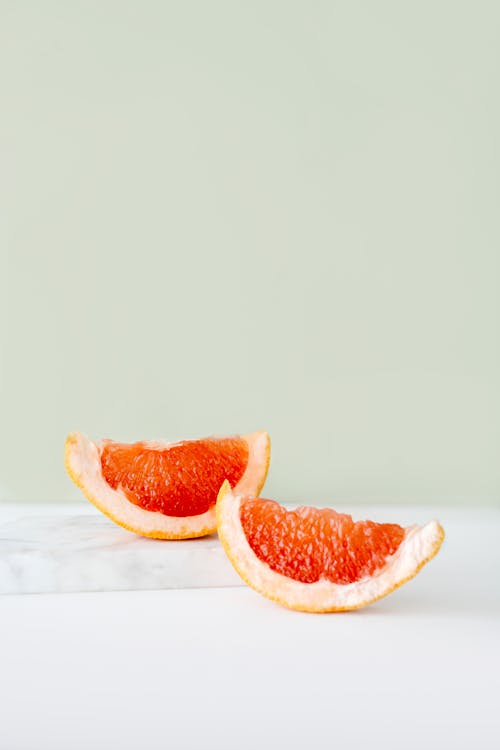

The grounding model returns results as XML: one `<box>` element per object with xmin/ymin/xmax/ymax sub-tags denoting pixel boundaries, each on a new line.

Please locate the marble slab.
<box><xmin>0</xmin><ymin>514</ymin><xmax>243</xmax><ymax>594</ymax></box>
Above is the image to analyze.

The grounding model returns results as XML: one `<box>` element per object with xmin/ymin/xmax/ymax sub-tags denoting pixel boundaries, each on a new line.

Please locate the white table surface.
<box><xmin>1</xmin><ymin>502</ymin><xmax>499</xmax><ymax>750</ymax></box>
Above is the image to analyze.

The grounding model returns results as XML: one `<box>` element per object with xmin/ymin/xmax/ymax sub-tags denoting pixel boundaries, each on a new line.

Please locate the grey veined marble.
<box><xmin>0</xmin><ymin>515</ymin><xmax>243</xmax><ymax>594</ymax></box>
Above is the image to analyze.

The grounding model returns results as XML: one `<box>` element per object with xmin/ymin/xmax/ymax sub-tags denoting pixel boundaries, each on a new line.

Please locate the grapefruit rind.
<box><xmin>65</xmin><ymin>431</ymin><xmax>270</xmax><ymax>540</ymax></box>
<box><xmin>216</xmin><ymin>481</ymin><xmax>445</xmax><ymax>612</ymax></box>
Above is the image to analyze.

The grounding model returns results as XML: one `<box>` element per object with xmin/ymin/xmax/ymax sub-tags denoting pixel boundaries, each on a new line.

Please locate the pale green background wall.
<box><xmin>1</xmin><ymin>1</ymin><xmax>499</xmax><ymax>505</ymax></box>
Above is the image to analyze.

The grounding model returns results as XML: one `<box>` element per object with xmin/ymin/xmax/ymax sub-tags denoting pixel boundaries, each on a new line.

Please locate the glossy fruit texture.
<box><xmin>240</xmin><ymin>499</ymin><xmax>405</xmax><ymax>584</ymax></box>
<box><xmin>101</xmin><ymin>438</ymin><xmax>249</xmax><ymax>517</ymax></box>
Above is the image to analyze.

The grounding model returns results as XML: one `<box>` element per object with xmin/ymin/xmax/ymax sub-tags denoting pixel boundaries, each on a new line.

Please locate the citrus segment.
<box><xmin>101</xmin><ymin>438</ymin><xmax>249</xmax><ymax>517</ymax></box>
<box><xmin>240</xmin><ymin>499</ymin><xmax>405</xmax><ymax>584</ymax></box>
<box><xmin>217</xmin><ymin>482</ymin><xmax>444</xmax><ymax>612</ymax></box>
<box><xmin>65</xmin><ymin>431</ymin><xmax>270</xmax><ymax>539</ymax></box>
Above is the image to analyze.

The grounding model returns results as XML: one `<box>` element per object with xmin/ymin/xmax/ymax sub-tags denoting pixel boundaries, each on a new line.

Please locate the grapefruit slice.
<box><xmin>65</xmin><ymin>432</ymin><xmax>270</xmax><ymax>539</ymax></box>
<box><xmin>217</xmin><ymin>482</ymin><xmax>444</xmax><ymax>612</ymax></box>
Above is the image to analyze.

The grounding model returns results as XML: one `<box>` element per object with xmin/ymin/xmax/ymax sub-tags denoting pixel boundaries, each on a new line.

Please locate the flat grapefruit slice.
<box><xmin>217</xmin><ymin>482</ymin><xmax>444</xmax><ymax>612</ymax></box>
<box><xmin>65</xmin><ymin>432</ymin><xmax>270</xmax><ymax>539</ymax></box>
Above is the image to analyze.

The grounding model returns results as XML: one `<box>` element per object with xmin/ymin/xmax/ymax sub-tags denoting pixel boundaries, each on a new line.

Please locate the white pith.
<box><xmin>66</xmin><ymin>431</ymin><xmax>269</xmax><ymax>538</ymax></box>
<box><xmin>217</xmin><ymin>483</ymin><xmax>444</xmax><ymax>611</ymax></box>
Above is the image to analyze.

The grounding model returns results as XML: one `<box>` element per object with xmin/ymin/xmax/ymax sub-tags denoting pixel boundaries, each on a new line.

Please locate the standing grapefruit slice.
<box><xmin>216</xmin><ymin>482</ymin><xmax>444</xmax><ymax>612</ymax></box>
<box><xmin>65</xmin><ymin>432</ymin><xmax>270</xmax><ymax>539</ymax></box>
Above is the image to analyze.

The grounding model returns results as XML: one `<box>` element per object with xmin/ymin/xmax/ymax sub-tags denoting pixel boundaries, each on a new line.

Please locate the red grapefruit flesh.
<box><xmin>240</xmin><ymin>499</ymin><xmax>405</xmax><ymax>584</ymax></box>
<box><xmin>217</xmin><ymin>482</ymin><xmax>445</xmax><ymax>612</ymax></box>
<box><xmin>100</xmin><ymin>438</ymin><xmax>249</xmax><ymax>517</ymax></box>
<box><xmin>65</xmin><ymin>432</ymin><xmax>270</xmax><ymax>539</ymax></box>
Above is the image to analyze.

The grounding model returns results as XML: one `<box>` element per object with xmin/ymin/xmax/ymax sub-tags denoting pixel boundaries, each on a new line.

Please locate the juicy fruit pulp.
<box><xmin>240</xmin><ymin>499</ymin><xmax>405</xmax><ymax>584</ymax></box>
<box><xmin>101</xmin><ymin>438</ymin><xmax>249</xmax><ymax>517</ymax></box>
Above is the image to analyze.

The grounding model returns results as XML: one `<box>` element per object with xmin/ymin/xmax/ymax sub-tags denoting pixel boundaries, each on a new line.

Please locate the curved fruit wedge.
<box><xmin>216</xmin><ymin>482</ymin><xmax>444</xmax><ymax>612</ymax></box>
<box><xmin>65</xmin><ymin>432</ymin><xmax>270</xmax><ymax>539</ymax></box>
